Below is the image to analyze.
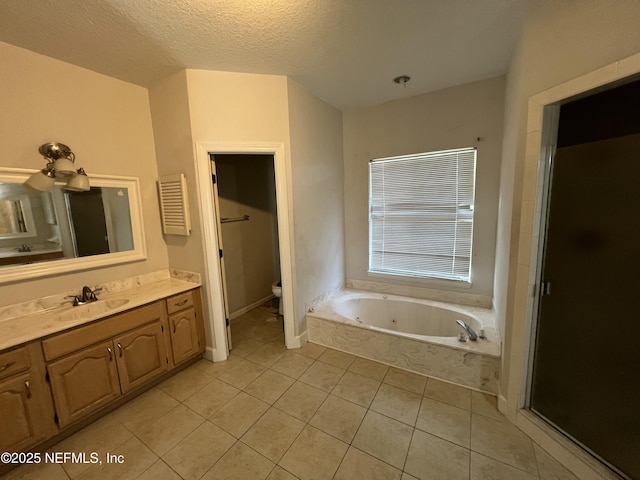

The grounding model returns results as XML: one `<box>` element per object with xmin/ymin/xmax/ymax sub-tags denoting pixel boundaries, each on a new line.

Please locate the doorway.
<box><xmin>210</xmin><ymin>154</ymin><xmax>283</xmax><ymax>353</ymax></box>
<box><xmin>528</xmin><ymin>79</ymin><xmax>640</xmax><ymax>479</ymax></box>
<box><xmin>194</xmin><ymin>141</ymin><xmax>297</xmax><ymax>362</ymax></box>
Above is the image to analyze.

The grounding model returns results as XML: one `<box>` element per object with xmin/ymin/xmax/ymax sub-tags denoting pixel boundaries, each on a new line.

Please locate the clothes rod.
<box><xmin>221</xmin><ymin>215</ymin><xmax>250</xmax><ymax>223</ymax></box>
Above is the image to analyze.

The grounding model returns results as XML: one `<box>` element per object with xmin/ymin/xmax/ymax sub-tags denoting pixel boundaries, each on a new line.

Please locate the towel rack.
<box><xmin>221</xmin><ymin>215</ymin><xmax>250</xmax><ymax>224</ymax></box>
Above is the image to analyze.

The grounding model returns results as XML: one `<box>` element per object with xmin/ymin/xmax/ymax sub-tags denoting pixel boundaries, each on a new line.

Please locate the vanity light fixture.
<box><xmin>24</xmin><ymin>142</ymin><xmax>90</xmax><ymax>192</ymax></box>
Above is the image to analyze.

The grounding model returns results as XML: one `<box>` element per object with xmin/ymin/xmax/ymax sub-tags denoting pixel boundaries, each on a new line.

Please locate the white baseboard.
<box><xmin>229</xmin><ymin>294</ymin><xmax>275</xmax><ymax>320</ymax></box>
<box><xmin>286</xmin><ymin>329</ymin><xmax>308</xmax><ymax>349</ymax></box>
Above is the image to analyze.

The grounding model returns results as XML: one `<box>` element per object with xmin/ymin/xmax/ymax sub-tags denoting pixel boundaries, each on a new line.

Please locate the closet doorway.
<box><xmin>210</xmin><ymin>154</ymin><xmax>283</xmax><ymax>354</ymax></box>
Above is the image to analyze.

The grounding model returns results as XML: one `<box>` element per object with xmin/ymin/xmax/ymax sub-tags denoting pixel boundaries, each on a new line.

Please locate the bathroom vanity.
<box><xmin>0</xmin><ymin>280</ymin><xmax>205</xmax><ymax>455</ymax></box>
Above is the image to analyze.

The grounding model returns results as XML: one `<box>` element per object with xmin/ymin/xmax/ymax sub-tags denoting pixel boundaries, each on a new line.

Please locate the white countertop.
<box><xmin>0</xmin><ymin>278</ymin><xmax>199</xmax><ymax>351</ymax></box>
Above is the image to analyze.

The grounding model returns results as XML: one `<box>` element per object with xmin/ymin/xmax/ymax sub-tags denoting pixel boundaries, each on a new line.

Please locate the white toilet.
<box><xmin>271</xmin><ymin>281</ymin><xmax>283</xmax><ymax>315</ymax></box>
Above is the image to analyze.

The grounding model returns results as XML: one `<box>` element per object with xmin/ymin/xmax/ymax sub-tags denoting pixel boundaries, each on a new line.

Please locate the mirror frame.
<box><xmin>0</xmin><ymin>168</ymin><xmax>147</xmax><ymax>284</ymax></box>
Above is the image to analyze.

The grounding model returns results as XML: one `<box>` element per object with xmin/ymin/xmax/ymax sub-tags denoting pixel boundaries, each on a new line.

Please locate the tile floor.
<box><xmin>3</xmin><ymin>303</ymin><xmax>580</xmax><ymax>480</ymax></box>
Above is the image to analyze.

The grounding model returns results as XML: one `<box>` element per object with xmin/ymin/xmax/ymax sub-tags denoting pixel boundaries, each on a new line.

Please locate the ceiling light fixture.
<box><xmin>393</xmin><ymin>75</ymin><xmax>411</xmax><ymax>87</ymax></box>
<box><xmin>24</xmin><ymin>142</ymin><xmax>90</xmax><ymax>192</ymax></box>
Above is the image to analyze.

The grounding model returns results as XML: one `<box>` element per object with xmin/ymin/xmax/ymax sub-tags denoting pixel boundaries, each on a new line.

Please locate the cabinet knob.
<box><xmin>24</xmin><ymin>380</ymin><xmax>31</xmax><ymax>399</ymax></box>
<box><xmin>107</xmin><ymin>347</ymin><xmax>113</xmax><ymax>361</ymax></box>
<box><xmin>117</xmin><ymin>343</ymin><xmax>123</xmax><ymax>358</ymax></box>
<box><xmin>175</xmin><ymin>299</ymin><xmax>188</xmax><ymax>307</ymax></box>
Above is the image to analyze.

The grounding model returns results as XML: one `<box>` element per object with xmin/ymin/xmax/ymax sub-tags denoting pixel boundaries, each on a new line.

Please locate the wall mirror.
<box><xmin>0</xmin><ymin>168</ymin><xmax>146</xmax><ymax>284</ymax></box>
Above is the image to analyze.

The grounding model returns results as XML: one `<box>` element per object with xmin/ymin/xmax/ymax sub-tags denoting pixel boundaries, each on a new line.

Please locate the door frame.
<box><xmin>504</xmin><ymin>56</ymin><xmax>640</xmax><ymax>480</ymax></box>
<box><xmin>194</xmin><ymin>141</ymin><xmax>298</xmax><ymax>361</ymax></box>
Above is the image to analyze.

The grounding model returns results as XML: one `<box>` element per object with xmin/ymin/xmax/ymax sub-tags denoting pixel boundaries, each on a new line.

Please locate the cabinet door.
<box><xmin>0</xmin><ymin>373</ymin><xmax>40</xmax><ymax>451</ymax></box>
<box><xmin>169</xmin><ymin>308</ymin><xmax>200</xmax><ymax>364</ymax></box>
<box><xmin>47</xmin><ymin>341</ymin><xmax>120</xmax><ymax>428</ymax></box>
<box><xmin>114</xmin><ymin>322</ymin><xmax>169</xmax><ymax>393</ymax></box>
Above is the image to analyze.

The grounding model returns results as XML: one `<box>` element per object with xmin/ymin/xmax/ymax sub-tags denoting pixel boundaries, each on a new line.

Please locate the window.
<box><xmin>368</xmin><ymin>147</ymin><xmax>477</xmax><ymax>283</ymax></box>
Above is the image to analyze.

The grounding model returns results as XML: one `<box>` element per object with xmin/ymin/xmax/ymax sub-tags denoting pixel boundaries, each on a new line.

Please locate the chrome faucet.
<box><xmin>17</xmin><ymin>244</ymin><xmax>31</xmax><ymax>252</ymax></box>
<box><xmin>65</xmin><ymin>286</ymin><xmax>102</xmax><ymax>306</ymax></box>
<box><xmin>456</xmin><ymin>319</ymin><xmax>478</xmax><ymax>341</ymax></box>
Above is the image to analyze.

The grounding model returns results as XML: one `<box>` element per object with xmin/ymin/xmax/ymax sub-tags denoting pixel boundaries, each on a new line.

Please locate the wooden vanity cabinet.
<box><xmin>166</xmin><ymin>289</ymin><xmax>206</xmax><ymax>365</ymax></box>
<box><xmin>47</xmin><ymin>340</ymin><xmax>121</xmax><ymax>428</ymax></box>
<box><xmin>0</xmin><ymin>343</ymin><xmax>57</xmax><ymax>452</ymax></box>
<box><xmin>114</xmin><ymin>321</ymin><xmax>169</xmax><ymax>393</ymax></box>
<box><xmin>43</xmin><ymin>301</ymin><xmax>170</xmax><ymax>428</ymax></box>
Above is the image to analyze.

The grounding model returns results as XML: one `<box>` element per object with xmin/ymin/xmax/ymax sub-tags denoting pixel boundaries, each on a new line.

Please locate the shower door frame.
<box><xmin>505</xmin><ymin>55</ymin><xmax>640</xmax><ymax>480</ymax></box>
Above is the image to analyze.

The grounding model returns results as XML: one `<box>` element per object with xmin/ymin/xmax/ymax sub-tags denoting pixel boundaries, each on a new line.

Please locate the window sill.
<box><xmin>366</xmin><ymin>271</ymin><xmax>473</xmax><ymax>290</ymax></box>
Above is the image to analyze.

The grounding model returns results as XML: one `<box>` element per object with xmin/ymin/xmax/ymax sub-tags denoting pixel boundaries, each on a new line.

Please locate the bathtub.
<box><xmin>306</xmin><ymin>290</ymin><xmax>501</xmax><ymax>393</ymax></box>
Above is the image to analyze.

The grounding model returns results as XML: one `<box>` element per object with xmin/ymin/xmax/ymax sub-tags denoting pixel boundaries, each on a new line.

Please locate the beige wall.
<box><xmin>496</xmin><ymin>0</ymin><xmax>640</xmax><ymax>403</ymax></box>
<box><xmin>287</xmin><ymin>79</ymin><xmax>345</xmax><ymax>329</ymax></box>
<box><xmin>215</xmin><ymin>155</ymin><xmax>279</xmax><ymax>315</ymax></box>
<box><xmin>343</xmin><ymin>76</ymin><xmax>505</xmax><ymax>298</ymax></box>
<box><xmin>0</xmin><ymin>42</ymin><xmax>167</xmax><ymax>305</ymax></box>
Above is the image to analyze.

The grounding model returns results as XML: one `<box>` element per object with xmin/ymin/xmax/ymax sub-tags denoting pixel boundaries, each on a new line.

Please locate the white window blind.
<box><xmin>369</xmin><ymin>147</ymin><xmax>477</xmax><ymax>282</ymax></box>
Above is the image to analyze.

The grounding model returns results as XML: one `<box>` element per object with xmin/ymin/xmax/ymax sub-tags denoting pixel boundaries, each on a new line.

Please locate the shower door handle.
<box><xmin>541</xmin><ymin>282</ymin><xmax>551</xmax><ymax>296</ymax></box>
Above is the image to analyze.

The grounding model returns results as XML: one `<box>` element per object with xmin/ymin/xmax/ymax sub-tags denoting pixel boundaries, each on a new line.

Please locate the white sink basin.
<box><xmin>55</xmin><ymin>298</ymin><xmax>130</xmax><ymax>322</ymax></box>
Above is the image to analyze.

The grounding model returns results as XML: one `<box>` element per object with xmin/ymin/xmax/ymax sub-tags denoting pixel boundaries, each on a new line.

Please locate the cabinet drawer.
<box><xmin>42</xmin><ymin>302</ymin><xmax>162</xmax><ymax>361</ymax></box>
<box><xmin>166</xmin><ymin>291</ymin><xmax>194</xmax><ymax>315</ymax></box>
<box><xmin>0</xmin><ymin>346</ymin><xmax>31</xmax><ymax>381</ymax></box>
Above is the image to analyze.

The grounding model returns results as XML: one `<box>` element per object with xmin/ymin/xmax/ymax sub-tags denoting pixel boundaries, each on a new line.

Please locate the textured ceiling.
<box><xmin>0</xmin><ymin>0</ymin><xmax>523</xmax><ymax>110</ymax></box>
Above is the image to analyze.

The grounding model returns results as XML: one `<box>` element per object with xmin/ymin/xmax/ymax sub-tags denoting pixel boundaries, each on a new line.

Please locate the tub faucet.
<box><xmin>456</xmin><ymin>320</ymin><xmax>478</xmax><ymax>341</ymax></box>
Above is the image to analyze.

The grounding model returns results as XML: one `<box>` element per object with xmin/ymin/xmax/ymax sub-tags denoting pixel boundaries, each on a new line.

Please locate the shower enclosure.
<box><xmin>528</xmin><ymin>79</ymin><xmax>640</xmax><ymax>480</ymax></box>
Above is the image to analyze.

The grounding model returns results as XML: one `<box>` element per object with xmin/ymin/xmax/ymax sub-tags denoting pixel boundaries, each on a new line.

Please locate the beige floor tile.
<box><xmin>136</xmin><ymin>460</ymin><xmax>181</xmax><ymax>480</ymax></box>
<box><xmin>267</xmin><ymin>466</ymin><xmax>300</xmax><ymax>479</ymax></box>
<box><xmin>183</xmin><ymin>377</ymin><xmax>240</xmax><ymax>417</ymax></box>
<box><xmin>246</xmin><ymin>342</ymin><xmax>287</xmax><ymax>367</ymax></box>
<box><xmin>210</xmin><ymin>391</ymin><xmax>270</xmax><ymax>437</ymax></box>
<box><xmin>352</xmin><ymin>411</ymin><xmax>413</xmax><ymax>469</ymax></box>
<box><xmin>76</xmin><ymin>435</ymin><xmax>158</xmax><ymax>480</ymax></box>
<box><xmin>230</xmin><ymin>337</ymin><xmax>265</xmax><ymax>358</ymax></box>
<box><xmin>334</xmin><ymin>447</ymin><xmax>401</xmax><ymax>480</ymax></box>
<box><xmin>370</xmin><ymin>383</ymin><xmax>422</xmax><ymax>426</ymax></box>
<box><xmin>331</xmin><ymin>371</ymin><xmax>381</xmax><ymax>407</ymax></box>
<box><xmin>401</xmin><ymin>474</ymin><xmax>419</xmax><ymax>480</ymax></box>
<box><xmin>52</xmin><ymin>413</ymin><xmax>133</xmax><ymax>478</ymax></box>
<box><xmin>163</xmin><ymin>421</ymin><xmax>235</xmax><ymax>480</ymax></box>
<box><xmin>383</xmin><ymin>368</ymin><xmax>427</xmax><ymax>395</ymax></box>
<box><xmin>157</xmin><ymin>365</ymin><xmax>215</xmax><ymax>401</ymax></box>
<box><xmin>274</xmin><ymin>381</ymin><xmax>328</xmax><ymax>422</ymax></box>
<box><xmin>424</xmin><ymin>378</ymin><xmax>471</xmax><ymax>410</ymax></box>
<box><xmin>423</xmin><ymin>378</ymin><xmax>471</xmax><ymax>410</ymax></box>
<box><xmin>296</xmin><ymin>342</ymin><xmax>327</xmax><ymax>359</ymax></box>
<box><xmin>471</xmin><ymin>391</ymin><xmax>506</xmax><ymax>421</ymax></box>
<box><xmin>534</xmin><ymin>444</ymin><xmax>580</xmax><ymax>480</ymax></box>
<box><xmin>135</xmin><ymin>404</ymin><xmax>204</xmax><ymax>456</ymax></box>
<box><xmin>471</xmin><ymin>414</ymin><xmax>537</xmax><ymax>475</ymax></box>
<box><xmin>217</xmin><ymin>359</ymin><xmax>266</xmax><ymax>389</ymax></box>
<box><xmin>271</xmin><ymin>352</ymin><xmax>315</xmax><ymax>379</ymax></box>
<box><xmin>241</xmin><ymin>407</ymin><xmax>305</xmax><ymax>462</ymax></box>
<box><xmin>280</xmin><ymin>425</ymin><xmax>348</xmax><ymax>480</ymax></box>
<box><xmin>268</xmin><ymin>332</ymin><xmax>286</xmax><ymax>345</ymax></box>
<box><xmin>201</xmin><ymin>442</ymin><xmax>274</xmax><ymax>480</ymax></box>
<box><xmin>298</xmin><ymin>361</ymin><xmax>345</xmax><ymax>392</ymax></box>
<box><xmin>348</xmin><ymin>357</ymin><xmax>389</xmax><ymax>381</ymax></box>
<box><xmin>192</xmin><ymin>355</ymin><xmax>245</xmax><ymax>377</ymax></box>
<box><xmin>415</xmin><ymin>397</ymin><xmax>471</xmax><ymax>448</ymax></box>
<box><xmin>471</xmin><ymin>452</ymin><xmax>538</xmax><ymax>480</ymax></box>
<box><xmin>1</xmin><ymin>462</ymin><xmax>69</xmax><ymax>480</ymax></box>
<box><xmin>404</xmin><ymin>429</ymin><xmax>470</xmax><ymax>480</ymax></box>
<box><xmin>317</xmin><ymin>349</ymin><xmax>355</xmax><ymax>369</ymax></box>
<box><xmin>111</xmin><ymin>387</ymin><xmax>179</xmax><ymax>434</ymax></box>
<box><xmin>309</xmin><ymin>395</ymin><xmax>366</xmax><ymax>443</ymax></box>
<box><xmin>244</xmin><ymin>369</ymin><xmax>295</xmax><ymax>404</ymax></box>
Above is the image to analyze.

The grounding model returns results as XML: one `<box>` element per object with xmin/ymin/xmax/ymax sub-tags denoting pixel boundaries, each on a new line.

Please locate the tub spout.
<box><xmin>456</xmin><ymin>320</ymin><xmax>478</xmax><ymax>341</ymax></box>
